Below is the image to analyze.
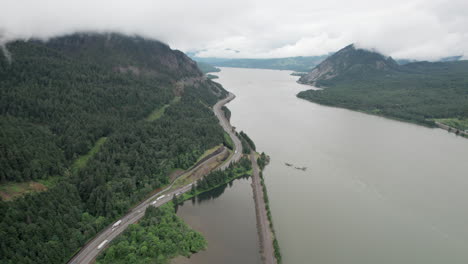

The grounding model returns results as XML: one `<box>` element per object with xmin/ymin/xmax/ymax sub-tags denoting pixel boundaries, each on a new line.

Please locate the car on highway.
<box><xmin>111</xmin><ymin>220</ymin><xmax>122</xmax><ymax>230</ymax></box>
<box><xmin>97</xmin><ymin>240</ymin><xmax>108</xmax><ymax>250</ymax></box>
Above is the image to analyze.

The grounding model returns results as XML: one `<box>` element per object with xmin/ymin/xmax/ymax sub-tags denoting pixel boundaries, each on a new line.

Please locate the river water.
<box><xmin>178</xmin><ymin>67</ymin><xmax>468</xmax><ymax>264</ymax></box>
<box><xmin>175</xmin><ymin>177</ymin><xmax>262</xmax><ymax>264</ymax></box>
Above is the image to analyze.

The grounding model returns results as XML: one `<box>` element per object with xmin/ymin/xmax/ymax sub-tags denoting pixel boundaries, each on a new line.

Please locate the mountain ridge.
<box><xmin>193</xmin><ymin>55</ymin><xmax>328</xmax><ymax>72</ymax></box>
<box><xmin>298</xmin><ymin>44</ymin><xmax>399</xmax><ymax>85</ymax></box>
<box><xmin>0</xmin><ymin>32</ymin><xmax>228</xmax><ymax>263</ymax></box>
<box><xmin>297</xmin><ymin>44</ymin><xmax>468</xmax><ymax>130</ymax></box>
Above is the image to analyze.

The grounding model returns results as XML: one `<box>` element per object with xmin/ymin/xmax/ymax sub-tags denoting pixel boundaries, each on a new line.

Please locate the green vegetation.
<box><xmin>256</xmin><ymin>152</ymin><xmax>268</xmax><ymax>170</ymax></box>
<box><xmin>196</xmin><ymin>61</ymin><xmax>220</xmax><ymax>74</ymax></box>
<box><xmin>146</xmin><ymin>96</ymin><xmax>181</xmax><ymax>122</ymax></box>
<box><xmin>0</xmin><ymin>181</ymin><xmax>47</xmax><ymax>201</ymax></box>
<box><xmin>435</xmin><ymin>118</ymin><xmax>468</xmax><ymax>131</ymax></box>
<box><xmin>221</xmin><ymin>105</ymin><xmax>231</xmax><ymax>121</ymax></box>
<box><xmin>290</xmin><ymin>72</ymin><xmax>307</xmax><ymax>77</ymax></box>
<box><xmin>195</xmin><ymin>55</ymin><xmax>328</xmax><ymax>72</ymax></box>
<box><xmin>256</xmin><ymin>155</ymin><xmax>281</xmax><ymax>264</ymax></box>
<box><xmin>71</xmin><ymin>137</ymin><xmax>107</xmax><ymax>172</ymax></box>
<box><xmin>194</xmin><ymin>156</ymin><xmax>252</xmax><ymax>192</ymax></box>
<box><xmin>97</xmin><ymin>158</ymin><xmax>252</xmax><ymax>264</ymax></box>
<box><xmin>0</xmin><ymin>33</ymin><xmax>228</xmax><ymax>264</ymax></box>
<box><xmin>240</xmin><ymin>131</ymin><xmax>256</xmax><ymax>150</ymax></box>
<box><xmin>195</xmin><ymin>144</ymin><xmax>222</xmax><ymax>164</ymax></box>
<box><xmin>223</xmin><ymin>132</ymin><xmax>234</xmax><ymax>150</ymax></box>
<box><xmin>298</xmin><ymin>58</ymin><xmax>468</xmax><ymax>128</ymax></box>
<box><xmin>0</xmin><ymin>116</ymin><xmax>66</xmax><ymax>182</ymax></box>
<box><xmin>206</xmin><ymin>74</ymin><xmax>219</xmax><ymax>80</ymax></box>
<box><xmin>238</xmin><ymin>131</ymin><xmax>256</xmax><ymax>154</ymax></box>
<box><xmin>96</xmin><ymin>204</ymin><xmax>206</xmax><ymax>264</ymax></box>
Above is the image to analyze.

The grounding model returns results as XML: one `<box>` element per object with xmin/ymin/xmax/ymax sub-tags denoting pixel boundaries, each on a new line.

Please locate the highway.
<box><xmin>68</xmin><ymin>93</ymin><xmax>242</xmax><ymax>264</ymax></box>
<box><xmin>214</xmin><ymin>93</ymin><xmax>243</xmax><ymax>168</ymax></box>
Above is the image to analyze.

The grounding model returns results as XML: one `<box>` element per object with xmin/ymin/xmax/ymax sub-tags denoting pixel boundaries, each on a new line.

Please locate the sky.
<box><xmin>1</xmin><ymin>0</ymin><xmax>467</xmax><ymax>60</ymax></box>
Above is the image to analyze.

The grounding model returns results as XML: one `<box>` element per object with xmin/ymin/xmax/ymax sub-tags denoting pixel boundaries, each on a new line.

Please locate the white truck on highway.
<box><xmin>97</xmin><ymin>240</ymin><xmax>108</xmax><ymax>250</ymax></box>
<box><xmin>112</xmin><ymin>220</ymin><xmax>122</xmax><ymax>230</ymax></box>
<box><xmin>156</xmin><ymin>194</ymin><xmax>165</xmax><ymax>201</ymax></box>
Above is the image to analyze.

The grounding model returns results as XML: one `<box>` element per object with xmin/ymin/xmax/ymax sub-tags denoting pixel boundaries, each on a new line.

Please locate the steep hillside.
<box><xmin>45</xmin><ymin>33</ymin><xmax>202</xmax><ymax>79</ymax></box>
<box><xmin>297</xmin><ymin>45</ymin><xmax>468</xmax><ymax>129</ymax></box>
<box><xmin>299</xmin><ymin>44</ymin><xmax>399</xmax><ymax>85</ymax></box>
<box><xmin>196</xmin><ymin>61</ymin><xmax>221</xmax><ymax>74</ymax></box>
<box><xmin>0</xmin><ymin>33</ymin><xmax>227</xmax><ymax>263</ymax></box>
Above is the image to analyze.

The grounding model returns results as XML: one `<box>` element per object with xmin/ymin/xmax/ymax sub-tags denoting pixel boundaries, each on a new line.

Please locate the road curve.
<box><xmin>214</xmin><ymin>93</ymin><xmax>243</xmax><ymax>168</ymax></box>
<box><xmin>68</xmin><ymin>93</ymin><xmax>242</xmax><ymax>264</ymax></box>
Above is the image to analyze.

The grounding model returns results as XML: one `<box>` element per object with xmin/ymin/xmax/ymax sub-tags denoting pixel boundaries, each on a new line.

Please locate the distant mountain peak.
<box><xmin>299</xmin><ymin>44</ymin><xmax>399</xmax><ymax>85</ymax></box>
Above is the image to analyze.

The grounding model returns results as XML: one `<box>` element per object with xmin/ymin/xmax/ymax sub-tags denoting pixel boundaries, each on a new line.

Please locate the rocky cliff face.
<box><xmin>299</xmin><ymin>44</ymin><xmax>399</xmax><ymax>85</ymax></box>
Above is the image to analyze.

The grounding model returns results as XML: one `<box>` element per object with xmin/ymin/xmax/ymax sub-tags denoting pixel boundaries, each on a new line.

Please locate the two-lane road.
<box><xmin>214</xmin><ymin>93</ymin><xmax>243</xmax><ymax>169</ymax></box>
<box><xmin>68</xmin><ymin>93</ymin><xmax>241</xmax><ymax>264</ymax></box>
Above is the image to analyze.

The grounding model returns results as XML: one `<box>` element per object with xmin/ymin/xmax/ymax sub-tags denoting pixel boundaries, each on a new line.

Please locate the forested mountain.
<box><xmin>0</xmin><ymin>33</ymin><xmax>227</xmax><ymax>263</ymax></box>
<box><xmin>298</xmin><ymin>44</ymin><xmax>399</xmax><ymax>85</ymax></box>
<box><xmin>194</xmin><ymin>55</ymin><xmax>327</xmax><ymax>72</ymax></box>
<box><xmin>196</xmin><ymin>61</ymin><xmax>221</xmax><ymax>74</ymax></box>
<box><xmin>297</xmin><ymin>44</ymin><xmax>468</xmax><ymax>129</ymax></box>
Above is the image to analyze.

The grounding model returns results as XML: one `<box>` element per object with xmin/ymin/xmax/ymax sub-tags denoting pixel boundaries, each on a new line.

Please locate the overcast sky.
<box><xmin>1</xmin><ymin>0</ymin><xmax>467</xmax><ymax>60</ymax></box>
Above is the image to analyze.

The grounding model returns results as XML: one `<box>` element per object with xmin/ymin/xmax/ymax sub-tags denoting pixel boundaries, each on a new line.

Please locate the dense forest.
<box><xmin>0</xmin><ymin>33</ymin><xmax>228</xmax><ymax>263</ymax></box>
<box><xmin>97</xmin><ymin>157</ymin><xmax>252</xmax><ymax>264</ymax></box>
<box><xmin>298</xmin><ymin>53</ymin><xmax>468</xmax><ymax>128</ymax></box>
<box><xmin>96</xmin><ymin>204</ymin><xmax>206</xmax><ymax>264</ymax></box>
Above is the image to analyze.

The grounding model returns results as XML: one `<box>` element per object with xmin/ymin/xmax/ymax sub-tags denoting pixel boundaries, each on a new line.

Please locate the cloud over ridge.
<box><xmin>1</xmin><ymin>0</ymin><xmax>467</xmax><ymax>60</ymax></box>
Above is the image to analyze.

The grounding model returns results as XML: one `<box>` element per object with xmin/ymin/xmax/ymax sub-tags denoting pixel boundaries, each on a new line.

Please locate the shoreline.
<box><xmin>296</xmin><ymin>82</ymin><xmax>467</xmax><ymax>139</ymax></box>
<box><xmin>68</xmin><ymin>92</ymin><xmax>243</xmax><ymax>264</ymax></box>
<box><xmin>435</xmin><ymin>121</ymin><xmax>468</xmax><ymax>138</ymax></box>
<box><xmin>250</xmin><ymin>151</ymin><xmax>280</xmax><ymax>264</ymax></box>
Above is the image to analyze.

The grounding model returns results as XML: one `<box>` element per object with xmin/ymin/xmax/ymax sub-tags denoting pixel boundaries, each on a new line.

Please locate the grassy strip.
<box><xmin>257</xmin><ymin>156</ymin><xmax>282</xmax><ymax>264</ymax></box>
<box><xmin>71</xmin><ymin>137</ymin><xmax>108</xmax><ymax>172</ymax></box>
<box><xmin>435</xmin><ymin>118</ymin><xmax>468</xmax><ymax>132</ymax></box>
<box><xmin>146</xmin><ymin>96</ymin><xmax>181</xmax><ymax>121</ymax></box>
<box><xmin>37</xmin><ymin>175</ymin><xmax>62</xmax><ymax>188</ymax></box>
<box><xmin>0</xmin><ymin>181</ymin><xmax>48</xmax><ymax>201</ymax></box>
<box><xmin>195</xmin><ymin>144</ymin><xmax>223</xmax><ymax>164</ymax></box>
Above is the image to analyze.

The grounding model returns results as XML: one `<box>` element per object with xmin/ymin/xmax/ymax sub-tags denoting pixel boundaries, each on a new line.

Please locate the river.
<box><xmin>178</xmin><ymin>67</ymin><xmax>468</xmax><ymax>264</ymax></box>
<box><xmin>174</xmin><ymin>177</ymin><xmax>262</xmax><ymax>264</ymax></box>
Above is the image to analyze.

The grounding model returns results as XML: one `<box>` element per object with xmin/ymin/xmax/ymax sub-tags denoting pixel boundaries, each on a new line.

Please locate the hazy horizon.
<box><xmin>1</xmin><ymin>0</ymin><xmax>468</xmax><ymax>61</ymax></box>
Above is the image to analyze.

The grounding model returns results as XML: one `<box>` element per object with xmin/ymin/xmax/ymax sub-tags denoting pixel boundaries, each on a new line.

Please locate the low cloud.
<box><xmin>1</xmin><ymin>0</ymin><xmax>467</xmax><ymax>60</ymax></box>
